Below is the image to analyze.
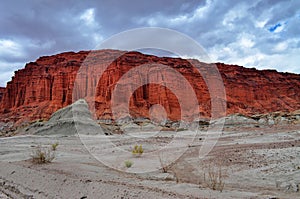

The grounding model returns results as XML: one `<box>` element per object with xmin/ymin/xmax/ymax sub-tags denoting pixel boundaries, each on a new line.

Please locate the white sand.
<box><xmin>0</xmin><ymin>124</ymin><xmax>299</xmax><ymax>198</ymax></box>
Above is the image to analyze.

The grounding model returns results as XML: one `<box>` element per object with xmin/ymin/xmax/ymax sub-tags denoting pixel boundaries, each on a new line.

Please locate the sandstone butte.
<box><xmin>0</xmin><ymin>87</ymin><xmax>5</xmax><ymax>102</ymax></box>
<box><xmin>0</xmin><ymin>49</ymin><xmax>299</xmax><ymax>125</ymax></box>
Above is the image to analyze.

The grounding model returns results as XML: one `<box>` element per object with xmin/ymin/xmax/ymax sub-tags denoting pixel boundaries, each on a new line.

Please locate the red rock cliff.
<box><xmin>0</xmin><ymin>49</ymin><xmax>299</xmax><ymax>124</ymax></box>
<box><xmin>0</xmin><ymin>87</ymin><xmax>5</xmax><ymax>102</ymax></box>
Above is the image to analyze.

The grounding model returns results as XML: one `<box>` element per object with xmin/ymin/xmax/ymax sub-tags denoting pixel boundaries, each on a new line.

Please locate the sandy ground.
<box><xmin>0</xmin><ymin>124</ymin><xmax>300</xmax><ymax>199</ymax></box>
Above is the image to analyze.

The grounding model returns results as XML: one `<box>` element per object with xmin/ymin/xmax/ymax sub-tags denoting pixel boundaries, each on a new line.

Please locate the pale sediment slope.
<box><xmin>0</xmin><ymin>123</ymin><xmax>299</xmax><ymax>198</ymax></box>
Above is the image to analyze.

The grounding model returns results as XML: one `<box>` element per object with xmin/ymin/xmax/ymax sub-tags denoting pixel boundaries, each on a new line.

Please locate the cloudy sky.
<box><xmin>0</xmin><ymin>0</ymin><xmax>299</xmax><ymax>86</ymax></box>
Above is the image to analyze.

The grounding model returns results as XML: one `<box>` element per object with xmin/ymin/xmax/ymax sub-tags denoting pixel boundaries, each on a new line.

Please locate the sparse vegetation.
<box><xmin>31</xmin><ymin>144</ymin><xmax>55</xmax><ymax>164</ymax></box>
<box><xmin>202</xmin><ymin>165</ymin><xmax>226</xmax><ymax>192</ymax></box>
<box><xmin>173</xmin><ymin>169</ymin><xmax>180</xmax><ymax>183</ymax></box>
<box><xmin>158</xmin><ymin>153</ymin><xmax>170</xmax><ymax>173</ymax></box>
<box><xmin>30</xmin><ymin>118</ymin><xmax>45</xmax><ymax>124</ymax></box>
<box><xmin>124</xmin><ymin>160</ymin><xmax>133</xmax><ymax>168</ymax></box>
<box><xmin>132</xmin><ymin>144</ymin><xmax>143</xmax><ymax>157</ymax></box>
<box><xmin>176</xmin><ymin>128</ymin><xmax>186</xmax><ymax>132</ymax></box>
<box><xmin>51</xmin><ymin>142</ymin><xmax>59</xmax><ymax>151</ymax></box>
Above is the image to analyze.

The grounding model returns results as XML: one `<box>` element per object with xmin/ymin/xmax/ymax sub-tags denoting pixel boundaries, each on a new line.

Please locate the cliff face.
<box><xmin>0</xmin><ymin>51</ymin><xmax>89</xmax><ymax>123</ymax></box>
<box><xmin>0</xmin><ymin>49</ymin><xmax>299</xmax><ymax>124</ymax></box>
<box><xmin>217</xmin><ymin>64</ymin><xmax>300</xmax><ymax>115</ymax></box>
<box><xmin>0</xmin><ymin>87</ymin><xmax>5</xmax><ymax>102</ymax></box>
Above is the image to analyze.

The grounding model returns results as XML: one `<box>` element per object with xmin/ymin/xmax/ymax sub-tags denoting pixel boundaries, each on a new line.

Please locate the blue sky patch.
<box><xmin>268</xmin><ymin>23</ymin><xmax>282</xmax><ymax>32</ymax></box>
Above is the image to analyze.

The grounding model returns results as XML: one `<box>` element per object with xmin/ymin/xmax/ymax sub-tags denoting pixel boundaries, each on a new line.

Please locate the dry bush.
<box><xmin>176</xmin><ymin>128</ymin><xmax>186</xmax><ymax>132</ymax></box>
<box><xmin>203</xmin><ymin>165</ymin><xmax>226</xmax><ymax>192</ymax></box>
<box><xmin>31</xmin><ymin>145</ymin><xmax>55</xmax><ymax>164</ymax></box>
<box><xmin>173</xmin><ymin>169</ymin><xmax>181</xmax><ymax>183</ymax></box>
<box><xmin>158</xmin><ymin>153</ymin><xmax>170</xmax><ymax>173</ymax></box>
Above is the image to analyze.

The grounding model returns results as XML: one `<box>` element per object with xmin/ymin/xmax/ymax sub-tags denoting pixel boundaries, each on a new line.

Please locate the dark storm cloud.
<box><xmin>0</xmin><ymin>0</ymin><xmax>299</xmax><ymax>86</ymax></box>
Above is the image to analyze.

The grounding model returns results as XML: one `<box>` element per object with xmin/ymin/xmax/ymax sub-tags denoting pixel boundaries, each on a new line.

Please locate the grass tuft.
<box><xmin>124</xmin><ymin>160</ymin><xmax>133</xmax><ymax>168</ymax></box>
<box><xmin>132</xmin><ymin>144</ymin><xmax>144</xmax><ymax>157</ymax></box>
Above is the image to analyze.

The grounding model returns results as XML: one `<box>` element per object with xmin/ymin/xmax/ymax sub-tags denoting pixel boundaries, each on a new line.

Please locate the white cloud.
<box><xmin>0</xmin><ymin>38</ymin><xmax>57</xmax><ymax>86</ymax></box>
<box><xmin>0</xmin><ymin>39</ymin><xmax>24</xmax><ymax>58</ymax></box>
<box><xmin>28</xmin><ymin>40</ymin><xmax>56</xmax><ymax>50</ymax></box>
<box><xmin>80</xmin><ymin>8</ymin><xmax>96</xmax><ymax>26</ymax></box>
<box><xmin>222</xmin><ymin>3</ymin><xmax>248</xmax><ymax>28</ymax></box>
<box><xmin>92</xmin><ymin>33</ymin><xmax>103</xmax><ymax>44</ymax></box>
<box><xmin>139</xmin><ymin>0</ymin><xmax>214</xmax><ymax>26</ymax></box>
<box><xmin>239</xmin><ymin>37</ymin><xmax>255</xmax><ymax>48</ymax></box>
<box><xmin>0</xmin><ymin>71</ymin><xmax>14</xmax><ymax>87</ymax></box>
<box><xmin>273</xmin><ymin>41</ymin><xmax>288</xmax><ymax>52</ymax></box>
<box><xmin>255</xmin><ymin>19</ymin><xmax>268</xmax><ymax>28</ymax></box>
<box><xmin>0</xmin><ymin>61</ymin><xmax>24</xmax><ymax>86</ymax></box>
<box><xmin>78</xmin><ymin>8</ymin><xmax>103</xmax><ymax>45</ymax></box>
<box><xmin>167</xmin><ymin>0</ymin><xmax>213</xmax><ymax>25</ymax></box>
<box><xmin>146</xmin><ymin>18</ymin><xmax>159</xmax><ymax>26</ymax></box>
<box><xmin>169</xmin><ymin>15</ymin><xmax>189</xmax><ymax>25</ymax></box>
<box><xmin>208</xmin><ymin>40</ymin><xmax>300</xmax><ymax>74</ymax></box>
<box><xmin>258</xmin><ymin>48</ymin><xmax>300</xmax><ymax>73</ymax></box>
<box><xmin>208</xmin><ymin>44</ymin><xmax>266</xmax><ymax>68</ymax></box>
<box><xmin>191</xmin><ymin>0</ymin><xmax>212</xmax><ymax>19</ymax></box>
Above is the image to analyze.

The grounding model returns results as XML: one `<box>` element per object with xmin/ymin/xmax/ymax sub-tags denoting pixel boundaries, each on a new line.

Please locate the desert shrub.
<box><xmin>160</xmin><ymin>127</ymin><xmax>176</xmax><ymax>131</ymax></box>
<box><xmin>124</xmin><ymin>160</ymin><xmax>133</xmax><ymax>168</ymax></box>
<box><xmin>203</xmin><ymin>165</ymin><xmax>225</xmax><ymax>192</ymax></box>
<box><xmin>132</xmin><ymin>144</ymin><xmax>143</xmax><ymax>156</ymax></box>
<box><xmin>173</xmin><ymin>169</ymin><xmax>180</xmax><ymax>183</ymax></box>
<box><xmin>176</xmin><ymin>128</ymin><xmax>186</xmax><ymax>132</ymax></box>
<box><xmin>31</xmin><ymin>145</ymin><xmax>55</xmax><ymax>164</ymax></box>
<box><xmin>158</xmin><ymin>153</ymin><xmax>170</xmax><ymax>173</ymax></box>
<box><xmin>51</xmin><ymin>142</ymin><xmax>59</xmax><ymax>151</ymax></box>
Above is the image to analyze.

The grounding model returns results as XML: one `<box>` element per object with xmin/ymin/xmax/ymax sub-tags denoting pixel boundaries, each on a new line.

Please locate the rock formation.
<box><xmin>0</xmin><ymin>87</ymin><xmax>5</xmax><ymax>102</ymax></box>
<box><xmin>0</xmin><ymin>51</ymin><xmax>89</xmax><ymax>124</ymax></box>
<box><xmin>32</xmin><ymin>99</ymin><xmax>104</xmax><ymax>136</ymax></box>
<box><xmin>0</xmin><ymin>49</ymin><xmax>299</xmax><ymax>125</ymax></box>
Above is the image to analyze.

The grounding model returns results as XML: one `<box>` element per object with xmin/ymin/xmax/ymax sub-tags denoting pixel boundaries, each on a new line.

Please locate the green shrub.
<box><xmin>124</xmin><ymin>160</ymin><xmax>133</xmax><ymax>168</ymax></box>
<box><xmin>132</xmin><ymin>144</ymin><xmax>144</xmax><ymax>156</ymax></box>
<box><xmin>51</xmin><ymin>142</ymin><xmax>59</xmax><ymax>151</ymax></box>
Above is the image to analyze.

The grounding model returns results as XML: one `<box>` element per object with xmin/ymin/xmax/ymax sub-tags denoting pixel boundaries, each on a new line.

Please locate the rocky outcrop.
<box><xmin>33</xmin><ymin>99</ymin><xmax>103</xmax><ymax>136</ymax></box>
<box><xmin>217</xmin><ymin>64</ymin><xmax>300</xmax><ymax>116</ymax></box>
<box><xmin>0</xmin><ymin>49</ymin><xmax>299</xmax><ymax>124</ymax></box>
<box><xmin>0</xmin><ymin>51</ymin><xmax>89</xmax><ymax>123</ymax></box>
<box><xmin>0</xmin><ymin>87</ymin><xmax>5</xmax><ymax>102</ymax></box>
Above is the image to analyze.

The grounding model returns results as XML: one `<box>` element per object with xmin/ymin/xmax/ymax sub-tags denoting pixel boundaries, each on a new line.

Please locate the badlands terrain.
<box><xmin>0</xmin><ymin>50</ymin><xmax>299</xmax><ymax>198</ymax></box>
<box><xmin>0</xmin><ymin>100</ymin><xmax>299</xmax><ymax>198</ymax></box>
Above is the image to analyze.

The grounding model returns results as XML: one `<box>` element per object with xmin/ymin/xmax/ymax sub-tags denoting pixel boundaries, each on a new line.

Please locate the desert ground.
<box><xmin>0</xmin><ymin>122</ymin><xmax>299</xmax><ymax>199</ymax></box>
